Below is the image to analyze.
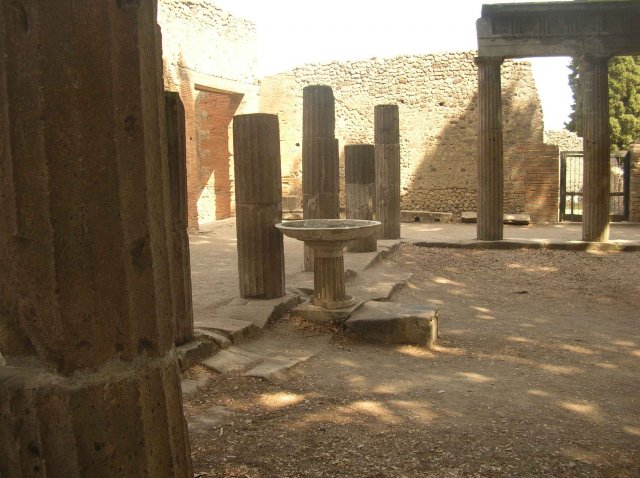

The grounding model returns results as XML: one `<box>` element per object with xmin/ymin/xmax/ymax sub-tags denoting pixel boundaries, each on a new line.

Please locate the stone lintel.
<box><xmin>477</xmin><ymin>1</ymin><xmax>640</xmax><ymax>58</ymax></box>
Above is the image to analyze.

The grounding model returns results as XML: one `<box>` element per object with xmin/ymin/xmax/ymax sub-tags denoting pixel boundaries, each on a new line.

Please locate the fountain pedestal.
<box><xmin>276</xmin><ymin>219</ymin><xmax>380</xmax><ymax>311</ymax></box>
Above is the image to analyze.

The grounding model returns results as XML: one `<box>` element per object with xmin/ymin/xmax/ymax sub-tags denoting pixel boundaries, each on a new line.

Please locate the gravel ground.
<box><xmin>184</xmin><ymin>244</ymin><xmax>640</xmax><ymax>478</ymax></box>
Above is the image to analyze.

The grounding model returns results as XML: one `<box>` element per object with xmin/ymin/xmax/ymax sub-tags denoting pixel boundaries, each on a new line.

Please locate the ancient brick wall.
<box><xmin>158</xmin><ymin>0</ymin><xmax>259</xmax><ymax>229</ymax></box>
<box><xmin>258</xmin><ymin>52</ymin><xmax>545</xmax><ymax>220</ymax></box>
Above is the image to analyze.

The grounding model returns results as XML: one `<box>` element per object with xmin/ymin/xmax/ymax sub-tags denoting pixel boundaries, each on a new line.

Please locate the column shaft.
<box><xmin>476</xmin><ymin>57</ymin><xmax>504</xmax><ymax>240</ymax></box>
<box><xmin>0</xmin><ymin>1</ymin><xmax>192</xmax><ymax>476</ymax></box>
<box><xmin>345</xmin><ymin>144</ymin><xmax>376</xmax><ymax>252</ymax></box>
<box><xmin>233</xmin><ymin>114</ymin><xmax>285</xmax><ymax>299</ymax></box>
<box><xmin>302</xmin><ymin>85</ymin><xmax>340</xmax><ymax>271</ymax></box>
<box><xmin>374</xmin><ymin>105</ymin><xmax>401</xmax><ymax>239</ymax></box>
<box><xmin>165</xmin><ymin>92</ymin><xmax>194</xmax><ymax>345</ymax></box>
<box><xmin>582</xmin><ymin>55</ymin><xmax>610</xmax><ymax>242</ymax></box>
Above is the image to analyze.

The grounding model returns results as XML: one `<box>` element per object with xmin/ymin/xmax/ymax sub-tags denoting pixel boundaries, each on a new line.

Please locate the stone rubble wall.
<box><xmin>158</xmin><ymin>0</ymin><xmax>259</xmax><ymax>229</ymax></box>
<box><xmin>544</xmin><ymin>129</ymin><xmax>583</xmax><ymax>152</ymax></box>
<box><xmin>259</xmin><ymin>51</ymin><xmax>545</xmax><ymax>220</ymax></box>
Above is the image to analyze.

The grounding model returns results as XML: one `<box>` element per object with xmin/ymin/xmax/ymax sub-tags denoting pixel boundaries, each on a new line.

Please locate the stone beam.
<box><xmin>477</xmin><ymin>1</ymin><xmax>640</xmax><ymax>58</ymax></box>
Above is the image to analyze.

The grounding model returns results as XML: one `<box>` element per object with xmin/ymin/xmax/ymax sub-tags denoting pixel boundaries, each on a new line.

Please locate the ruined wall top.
<box><xmin>158</xmin><ymin>0</ymin><xmax>258</xmax><ymax>88</ymax></box>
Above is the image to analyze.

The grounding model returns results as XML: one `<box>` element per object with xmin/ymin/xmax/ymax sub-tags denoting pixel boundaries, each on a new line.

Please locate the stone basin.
<box><xmin>276</xmin><ymin>219</ymin><xmax>380</xmax><ymax>309</ymax></box>
<box><xmin>275</xmin><ymin>219</ymin><xmax>380</xmax><ymax>242</ymax></box>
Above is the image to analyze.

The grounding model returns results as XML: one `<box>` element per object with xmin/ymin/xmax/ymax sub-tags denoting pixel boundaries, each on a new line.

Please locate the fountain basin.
<box><xmin>275</xmin><ymin>219</ymin><xmax>380</xmax><ymax>242</ymax></box>
<box><xmin>276</xmin><ymin>219</ymin><xmax>380</xmax><ymax>310</ymax></box>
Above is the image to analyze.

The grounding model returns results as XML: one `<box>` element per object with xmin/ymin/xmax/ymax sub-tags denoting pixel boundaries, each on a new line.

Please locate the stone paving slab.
<box><xmin>193</xmin><ymin>316</ymin><xmax>260</xmax><ymax>344</ymax></box>
<box><xmin>199</xmin><ymin>331</ymin><xmax>330</xmax><ymax>379</ymax></box>
<box><xmin>216</xmin><ymin>293</ymin><xmax>300</xmax><ymax>328</ymax></box>
<box><xmin>345</xmin><ymin>301</ymin><xmax>439</xmax><ymax>347</ymax></box>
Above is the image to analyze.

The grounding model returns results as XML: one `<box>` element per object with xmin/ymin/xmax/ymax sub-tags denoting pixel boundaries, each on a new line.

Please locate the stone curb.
<box><xmin>412</xmin><ymin>240</ymin><xmax>640</xmax><ymax>252</ymax></box>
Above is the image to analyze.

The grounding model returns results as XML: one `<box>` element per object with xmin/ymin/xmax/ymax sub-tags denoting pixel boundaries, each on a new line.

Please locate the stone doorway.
<box><xmin>195</xmin><ymin>88</ymin><xmax>243</xmax><ymax>224</ymax></box>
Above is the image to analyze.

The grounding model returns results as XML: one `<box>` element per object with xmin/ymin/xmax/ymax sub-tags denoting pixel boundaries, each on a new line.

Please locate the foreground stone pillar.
<box><xmin>233</xmin><ymin>114</ymin><xmax>285</xmax><ymax>298</ymax></box>
<box><xmin>0</xmin><ymin>2</ymin><xmax>192</xmax><ymax>476</ymax></box>
<box><xmin>345</xmin><ymin>144</ymin><xmax>377</xmax><ymax>252</ymax></box>
<box><xmin>165</xmin><ymin>92</ymin><xmax>194</xmax><ymax>345</ymax></box>
<box><xmin>475</xmin><ymin>57</ymin><xmax>504</xmax><ymax>240</ymax></box>
<box><xmin>302</xmin><ymin>85</ymin><xmax>340</xmax><ymax>271</ymax></box>
<box><xmin>374</xmin><ymin>105</ymin><xmax>401</xmax><ymax>239</ymax></box>
<box><xmin>582</xmin><ymin>55</ymin><xmax>610</xmax><ymax>242</ymax></box>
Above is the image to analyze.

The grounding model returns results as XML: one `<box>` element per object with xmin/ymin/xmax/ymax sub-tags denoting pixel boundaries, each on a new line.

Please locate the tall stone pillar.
<box><xmin>233</xmin><ymin>114</ymin><xmax>285</xmax><ymax>298</ymax></box>
<box><xmin>475</xmin><ymin>57</ymin><xmax>504</xmax><ymax>241</ymax></box>
<box><xmin>582</xmin><ymin>55</ymin><xmax>610</xmax><ymax>242</ymax></box>
<box><xmin>374</xmin><ymin>105</ymin><xmax>401</xmax><ymax>240</ymax></box>
<box><xmin>0</xmin><ymin>2</ymin><xmax>192</xmax><ymax>477</ymax></box>
<box><xmin>345</xmin><ymin>144</ymin><xmax>377</xmax><ymax>252</ymax></box>
<box><xmin>302</xmin><ymin>85</ymin><xmax>340</xmax><ymax>271</ymax></box>
<box><xmin>165</xmin><ymin>92</ymin><xmax>194</xmax><ymax>345</ymax></box>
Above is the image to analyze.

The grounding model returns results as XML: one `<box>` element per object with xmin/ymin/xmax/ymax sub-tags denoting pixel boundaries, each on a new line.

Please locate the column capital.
<box><xmin>474</xmin><ymin>56</ymin><xmax>504</xmax><ymax>66</ymax></box>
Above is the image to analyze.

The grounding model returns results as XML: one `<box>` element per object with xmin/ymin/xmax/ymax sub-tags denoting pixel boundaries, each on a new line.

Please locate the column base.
<box><xmin>0</xmin><ymin>352</ymin><xmax>192</xmax><ymax>478</ymax></box>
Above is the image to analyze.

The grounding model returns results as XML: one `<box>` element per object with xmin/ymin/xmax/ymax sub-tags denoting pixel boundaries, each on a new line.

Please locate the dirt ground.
<box><xmin>184</xmin><ymin>244</ymin><xmax>640</xmax><ymax>478</ymax></box>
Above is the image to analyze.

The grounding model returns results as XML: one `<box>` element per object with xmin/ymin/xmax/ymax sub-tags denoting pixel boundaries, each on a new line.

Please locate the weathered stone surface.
<box><xmin>176</xmin><ymin>337</ymin><xmax>219</xmax><ymax>372</ymax></box>
<box><xmin>294</xmin><ymin>300</ymin><xmax>364</xmax><ymax>322</ymax></box>
<box><xmin>582</xmin><ymin>55</ymin><xmax>610</xmax><ymax>242</ymax></box>
<box><xmin>201</xmin><ymin>348</ymin><xmax>262</xmax><ymax>374</ymax></box>
<box><xmin>400</xmin><ymin>211</ymin><xmax>454</xmax><ymax>223</ymax></box>
<box><xmin>216</xmin><ymin>293</ymin><xmax>301</xmax><ymax>328</ymax></box>
<box><xmin>193</xmin><ymin>317</ymin><xmax>260</xmax><ymax>343</ymax></box>
<box><xmin>375</xmin><ymin>105</ymin><xmax>401</xmax><ymax>240</ymax></box>
<box><xmin>302</xmin><ymin>85</ymin><xmax>340</xmax><ymax>270</ymax></box>
<box><xmin>345</xmin><ymin>144</ymin><xmax>377</xmax><ymax>252</ymax></box>
<box><xmin>345</xmin><ymin>301</ymin><xmax>439</xmax><ymax>347</ymax></box>
<box><xmin>476</xmin><ymin>57</ymin><xmax>504</xmax><ymax>240</ymax></box>
<box><xmin>244</xmin><ymin>358</ymin><xmax>309</xmax><ymax>380</ymax></box>
<box><xmin>193</xmin><ymin>329</ymin><xmax>232</xmax><ymax>349</ymax></box>
<box><xmin>165</xmin><ymin>91</ymin><xmax>195</xmax><ymax>345</ymax></box>
<box><xmin>503</xmin><ymin>214</ymin><xmax>531</xmax><ymax>225</ymax></box>
<box><xmin>233</xmin><ymin>113</ymin><xmax>285</xmax><ymax>298</ymax></box>
<box><xmin>0</xmin><ymin>2</ymin><xmax>192</xmax><ymax>475</ymax></box>
<box><xmin>259</xmin><ymin>53</ymin><xmax>545</xmax><ymax>222</ymax></box>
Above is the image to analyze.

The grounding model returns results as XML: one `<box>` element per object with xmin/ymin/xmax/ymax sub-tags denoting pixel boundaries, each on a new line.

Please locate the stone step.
<box><xmin>345</xmin><ymin>301</ymin><xmax>439</xmax><ymax>347</ymax></box>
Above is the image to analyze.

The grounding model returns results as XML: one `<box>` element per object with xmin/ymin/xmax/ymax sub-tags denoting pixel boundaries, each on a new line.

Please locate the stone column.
<box><xmin>374</xmin><ymin>105</ymin><xmax>401</xmax><ymax>239</ymax></box>
<box><xmin>0</xmin><ymin>2</ymin><xmax>192</xmax><ymax>477</ymax></box>
<box><xmin>165</xmin><ymin>92</ymin><xmax>194</xmax><ymax>345</ymax></box>
<box><xmin>582</xmin><ymin>55</ymin><xmax>610</xmax><ymax>242</ymax></box>
<box><xmin>345</xmin><ymin>144</ymin><xmax>377</xmax><ymax>252</ymax></box>
<box><xmin>475</xmin><ymin>57</ymin><xmax>504</xmax><ymax>241</ymax></box>
<box><xmin>630</xmin><ymin>141</ymin><xmax>640</xmax><ymax>222</ymax></box>
<box><xmin>302</xmin><ymin>85</ymin><xmax>340</xmax><ymax>271</ymax></box>
<box><xmin>233</xmin><ymin>114</ymin><xmax>285</xmax><ymax>298</ymax></box>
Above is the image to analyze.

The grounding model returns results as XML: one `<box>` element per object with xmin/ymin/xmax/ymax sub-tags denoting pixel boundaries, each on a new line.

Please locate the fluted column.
<box><xmin>582</xmin><ymin>55</ymin><xmax>610</xmax><ymax>242</ymax></box>
<box><xmin>345</xmin><ymin>144</ymin><xmax>377</xmax><ymax>252</ymax></box>
<box><xmin>475</xmin><ymin>57</ymin><xmax>504</xmax><ymax>241</ymax></box>
<box><xmin>233</xmin><ymin>114</ymin><xmax>285</xmax><ymax>298</ymax></box>
<box><xmin>165</xmin><ymin>92</ymin><xmax>194</xmax><ymax>345</ymax></box>
<box><xmin>302</xmin><ymin>85</ymin><xmax>340</xmax><ymax>271</ymax></box>
<box><xmin>0</xmin><ymin>2</ymin><xmax>192</xmax><ymax>476</ymax></box>
<box><xmin>374</xmin><ymin>105</ymin><xmax>401</xmax><ymax>239</ymax></box>
<box><xmin>311</xmin><ymin>242</ymin><xmax>356</xmax><ymax>310</ymax></box>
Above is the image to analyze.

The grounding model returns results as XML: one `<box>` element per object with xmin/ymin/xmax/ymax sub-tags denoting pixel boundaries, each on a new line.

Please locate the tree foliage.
<box><xmin>566</xmin><ymin>56</ymin><xmax>640</xmax><ymax>150</ymax></box>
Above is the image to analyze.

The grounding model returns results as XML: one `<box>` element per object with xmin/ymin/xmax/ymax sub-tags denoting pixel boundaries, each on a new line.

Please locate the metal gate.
<box><xmin>559</xmin><ymin>151</ymin><xmax>630</xmax><ymax>222</ymax></box>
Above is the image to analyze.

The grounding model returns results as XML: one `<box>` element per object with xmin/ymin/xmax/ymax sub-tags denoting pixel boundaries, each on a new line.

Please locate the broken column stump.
<box><xmin>0</xmin><ymin>2</ymin><xmax>192</xmax><ymax>476</ymax></box>
<box><xmin>233</xmin><ymin>113</ymin><xmax>285</xmax><ymax>299</ymax></box>
<box><xmin>302</xmin><ymin>85</ymin><xmax>340</xmax><ymax>271</ymax></box>
<box><xmin>345</xmin><ymin>144</ymin><xmax>377</xmax><ymax>252</ymax></box>
<box><xmin>165</xmin><ymin>91</ymin><xmax>195</xmax><ymax>345</ymax></box>
<box><xmin>374</xmin><ymin>105</ymin><xmax>401</xmax><ymax>239</ymax></box>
